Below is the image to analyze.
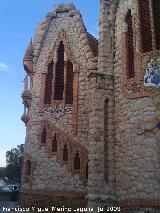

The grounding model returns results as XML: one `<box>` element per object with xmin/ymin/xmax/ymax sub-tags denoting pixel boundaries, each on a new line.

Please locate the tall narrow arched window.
<box><xmin>104</xmin><ymin>99</ymin><xmax>109</xmax><ymax>181</ymax></box>
<box><xmin>41</xmin><ymin>128</ymin><xmax>47</xmax><ymax>144</ymax></box>
<box><xmin>86</xmin><ymin>163</ymin><xmax>88</xmax><ymax>180</ymax></box>
<box><xmin>74</xmin><ymin>151</ymin><xmax>80</xmax><ymax>170</ymax></box>
<box><xmin>152</xmin><ymin>0</ymin><xmax>160</xmax><ymax>50</ymax></box>
<box><xmin>66</xmin><ymin>60</ymin><xmax>73</xmax><ymax>104</ymax></box>
<box><xmin>54</xmin><ymin>41</ymin><xmax>64</xmax><ymax>100</ymax></box>
<box><xmin>44</xmin><ymin>60</ymin><xmax>54</xmax><ymax>104</ymax></box>
<box><xmin>125</xmin><ymin>9</ymin><xmax>135</xmax><ymax>79</ymax></box>
<box><xmin>52</xmin><ymin>134</ymin><xmax>57</xmax><ymax>152</ymax></box>
<box><xmin>63</xmin><ymin>144</ymin><xmax>68</xmax><ymax>161</ymax></box>
<box><xmin>25</xmin><ymin>160</ymin><xmax>31</xmax><ymax>176</ymax></box>
<box><xmin>139</xmin><ymin>0</ymin><xmax>152</xmax><ymax>52</ymax></box>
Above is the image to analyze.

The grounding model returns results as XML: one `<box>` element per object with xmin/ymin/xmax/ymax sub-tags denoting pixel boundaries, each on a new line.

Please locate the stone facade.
<box><xmin>20</xmin><ymin>1</ymin><xmax>160</xmax><ymax>211</ymax></box>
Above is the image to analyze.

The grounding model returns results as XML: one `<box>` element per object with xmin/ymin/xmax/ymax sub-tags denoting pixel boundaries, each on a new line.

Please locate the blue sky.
<box><xmin>0</xmin><ymin>0</ymin><xmax>99</xmax><ymax>167</ymax></box>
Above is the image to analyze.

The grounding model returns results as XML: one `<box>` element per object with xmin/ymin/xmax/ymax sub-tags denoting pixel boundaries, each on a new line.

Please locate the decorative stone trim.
<box><xmin>21</xmin><ymin>188</ymin><xmax>86</xmax><ymax>199</ymax></box>
<box><xmin>38</xmin><ymin>120</ymin><xmax>88</xmax><ymax>183</ymax></box>
<box><xmin>40</xmin><ymin>30</ymin><xmax>79</xmax><ymax>133</ymax></box>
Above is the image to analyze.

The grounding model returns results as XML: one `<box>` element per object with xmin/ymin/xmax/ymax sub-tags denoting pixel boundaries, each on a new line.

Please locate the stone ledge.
<box><xmin>118</xmin><ymin>199</ymin><xmax>160</xmax><ymax>208</ymax></box>
<box><xmin>21</xmin><ymin>189</ymin><xmax>86</xmax><ymax>199</ymax></box>
<box><xmin>87</xmin><ymin>71</ymin><xmax>114</xmax><ymax>79</ymax></box>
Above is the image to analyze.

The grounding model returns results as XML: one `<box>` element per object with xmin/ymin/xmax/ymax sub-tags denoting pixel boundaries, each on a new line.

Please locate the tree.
<box><xmin>0</xmin><ymin>167</ymin><xmax>5</xmax><ymax>179</ymax></box>
<box><xmin>5</xmin><ymin>144</ymin><xmax>24</xmax><ymax>182</ymax></box>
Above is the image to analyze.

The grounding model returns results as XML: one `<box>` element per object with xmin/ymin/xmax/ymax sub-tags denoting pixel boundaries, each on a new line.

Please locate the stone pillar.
<box><xmin>87</xmin><ymin>0</ymin><xmax>116</xmax><ymax>210</ymax></box>
<box><xmin>98</xmin><ymin>0</ymin><xmax>113</xmax><ymax>74</ymax></box>
<box><xmin>87</xmin><ymin>72</ymin><xmax>115</xmax><ymax>211</ymax></box>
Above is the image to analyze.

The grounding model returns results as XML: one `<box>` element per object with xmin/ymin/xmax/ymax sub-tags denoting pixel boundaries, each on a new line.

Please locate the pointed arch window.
<box><xmin>52</xmin><ymin>134</ymin><xmax>57</xmax><ymax>153</ymax></box>
<box><xmin>41</xmin><ymin>128</ymin><xmax>47</xmax><ymax>144</ymax></box>
<box><xmin>125</xmin><ymin>9</ymin><xmax>135</xmax><ymax>79</ymax></box>
<box><xmin>152</xmin><ymin>0</ymin><xmax>160</xmax><ymax>50</ymax></box>
<box><xmin>54</xmin><ymin>41</ymin><xmax>65</xmax><ymax>100</ymax></box>
<box><xmin>74</xmin><ymin>151</ymin><xmax>80</xmax><ymax>170</ymax></box>
<box><xmin>139</xmin><ymin>0</ymin><xmax>152</xmax><ymax>52</ymax></box>
<box><xmin>66</xmin><ymin>60</ymin><xmax>73</xmax><ymax>104</ymax></box>
<box><xmin>63</xmin><ymin>144</ymin><xmax>68</xmax><ymax>161</ymax></box>
<box><xmin>44</xmin><ymin>60</ymin><xmax>54</xmax><ymax>104</ymax></box>
<box><xmin>25</xmin><ymin>160</ymin><xmax>31</xmax><ymax>176</ymax></box>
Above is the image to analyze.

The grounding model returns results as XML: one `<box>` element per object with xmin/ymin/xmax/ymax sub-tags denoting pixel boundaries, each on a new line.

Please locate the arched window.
<box><xmin>125</xmin><ymin>9</ymin><xmax>135</xmax><ymax>79</ymax></box>
<box><xmin>104</xmin><ymin>99</ymin><xmax>109</xmax><ymax>181</ymax></box>
<box><xmin>52</xmin><ymin>134</ymin><xmax>57</xmax><ymax>152</ymax></box>
<box><xmin>41</xmin><ymin>128</ymin><xmax>47</xmax><ymax>144</ymax></box>
<box><xmin>66</xmin><ymin>60</ymin><xmax>73</xmax><ymax>104</ymax></box>
<box><xmin>74</xmin><ymin>151</ymin><xmax>80</xmax><ymax>170</ymax></box>
<box><xmin>44</xmin><ymin>60</ymin><xmax>54</xmax><ymax>104</ymax></box>
<box><xmin>139</xmin><ymin>0</ymin><xmax>152</xmax><ymax>52</ymax></box>
<box><xmin>63</xmin><ymin>144</ymin><xmax>68</xmax><ymax>161</ymax></box>
<box><xmin>104</xmin><ymin>99</ymin><xmax>109</xmax><ymax>141</ymax></box>
<box><xmin>25</xmin><ymin>160</ymin><xmax>31</xmax><ymax>176</ymax></box>
<box><xmin>54</xmin><ymin>41</ymin><xmax>64</xmax><ymax>100</ymax></box>
<box><xmin>152</xmin><ymin>0</ymin><xmax>160</xmax><ymax>50</ymax></box>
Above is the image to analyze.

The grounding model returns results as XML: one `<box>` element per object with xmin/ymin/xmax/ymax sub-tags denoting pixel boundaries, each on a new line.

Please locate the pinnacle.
<box><xmin>53</xmin><ymin>3</ymin><xmax>76</xmax><ymax>13</ymax></box>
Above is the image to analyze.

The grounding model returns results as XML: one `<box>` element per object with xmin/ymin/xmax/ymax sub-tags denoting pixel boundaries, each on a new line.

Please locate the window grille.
<box><xmin>44</xmin><ymin>61</ymin><xmax>54</xmax><ymax>104</ymax></box>
<box><xmin>66</xmin><ymin>61</ymin><xmax>73</xmax><ymax>104</ymax></box>
<box><xmin>54</xmin><ymin>41</ymin><xmax>64</xmax><ymax>100</ymax></box>
<box><xmin>125</xmin><ymin>10</ymin><xmax>135</xmax><ymax>78</ymax></box>
<box><xmin>152</xmin><ymin>0</ymin><xmax>160</xmax><ymax>50</ymax></box>
<box><xmin>139</xmin><ymin>0</ymin><xmax>152</xmax><ymax>52</ymax></box>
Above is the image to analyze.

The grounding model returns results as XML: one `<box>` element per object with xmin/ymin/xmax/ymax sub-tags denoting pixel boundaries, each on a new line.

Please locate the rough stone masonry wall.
<box><xmin>113</xmin><ymin>0</ymin><xmax>160</xmax><ymax>200</ymax></box>
<box><xmin>22</xmin><ymin>4</ymin><xmax>97</xmax><ymax>194</ymax></box>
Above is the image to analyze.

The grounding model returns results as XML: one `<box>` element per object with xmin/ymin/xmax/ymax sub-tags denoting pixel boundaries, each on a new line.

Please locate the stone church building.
<box><xmin>20</xmin><ymin>0</ymin><xmax>160</xmax><ymax>211</ymax></box>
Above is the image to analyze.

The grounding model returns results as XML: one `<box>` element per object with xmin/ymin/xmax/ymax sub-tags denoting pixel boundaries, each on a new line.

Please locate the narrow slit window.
<box><xmin>63</xmin><ymin>144</ymin><xmax>68</xmax><ymax>161</ymax></box>
<box><xmin>66</xmin><ymin>60</ymin><xmax>73</xmax><ymax>104</ymax></box>
<box><xmin>54</xmin><ymin>41</ymin><xmax>64</xmax><ymax>100</ymax></box>
<box><xmin>41</xmin><ymin>128</ymin><xmax>47</xmax><ymax>144</ymax></box>
<box><xmin>52</xmin><ymin>134</ymin><xmax>57</xmax><ymax>152</ymax></box>
<box><xmin>74</xmin><ymin>151</ymin><xmax>80</xmax><ymax>170</ymax></box>
<box><xmin>139</xmin><ymin>0</ymin><xmax>152</xmax><ymax>52</ymax></box>
<box><xmin>86</xmin><ymin>163</ymin><xmax>88</xmax><ymax>180</ymax></box>
<box><xmin>125</xmin><ymin>9</ymin><xmax>135</xmax><ymax>79</ymax></box>
<box><xmin>104</xmin><ymin>99</ymin><xmax>109</xmax><ymax>182</ymax></box>
<box><xmin>44</xmin><ymin>60</ymin><xmax>54</xmax><ymax>104</ymax></box>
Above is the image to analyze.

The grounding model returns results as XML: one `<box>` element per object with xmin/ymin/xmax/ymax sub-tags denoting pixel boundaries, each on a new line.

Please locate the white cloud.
<box><xmin>0</xmin><ymin>62</ymin><xmax>10</xmax><ymax>72</ymax></box>
<box><xmin>0</xmin><ymin>62</ymin><xmax>14</xmax><ymax>74</ymax></box>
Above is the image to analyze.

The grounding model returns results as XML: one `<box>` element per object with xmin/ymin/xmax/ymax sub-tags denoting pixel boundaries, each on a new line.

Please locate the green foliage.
<box><xmin>0</xmin><ymin>167</ymin><xmax>5</xmax><ymax>179</ymax></box>
<box><xmin>4</xmin><ymin>144</ymin><xmax>24</xmax><ymax>182</ymax></box>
